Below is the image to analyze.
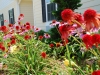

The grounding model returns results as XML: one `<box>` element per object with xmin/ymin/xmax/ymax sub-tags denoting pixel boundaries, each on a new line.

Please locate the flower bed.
<box><xmin>0</xmin><ymin>9</ymin><xmax>100</xmax><ymax>75</ymax></box>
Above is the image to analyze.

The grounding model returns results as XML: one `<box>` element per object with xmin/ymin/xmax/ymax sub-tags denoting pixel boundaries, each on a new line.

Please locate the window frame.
<box><xmin>8</xmin><ymin>8</ymin><xmax>15</xmax><ymax>24</ymax></box>
<box><xmin>46</xmin><ymin>2</ymin><xmax>57</xmax><ymax>21</ymax></box>
<box><xmin>0</xmin><ymin>14</ymin><xmax>4</xmax><ymax>26</ymax></box>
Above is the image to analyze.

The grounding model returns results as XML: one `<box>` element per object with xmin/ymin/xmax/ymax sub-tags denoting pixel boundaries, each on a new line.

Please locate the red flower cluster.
<box><xmin>92</xmin><ymin>70</ymin><xmax>100</xmax><ymax>75</ymax></box>
<box><xmin>82</xmin><ymin>34</ymin><xmax>100</xmax><ymax>49</ymax></box>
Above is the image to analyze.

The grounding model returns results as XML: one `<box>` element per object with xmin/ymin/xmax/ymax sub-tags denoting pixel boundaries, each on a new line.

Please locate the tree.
<box><xmin>52</xmin><ymin>0</ymin><xmax>82</xmax><ymax>20</ymax></box>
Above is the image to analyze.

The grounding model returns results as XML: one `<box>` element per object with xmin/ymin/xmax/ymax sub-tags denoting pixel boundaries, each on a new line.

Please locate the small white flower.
<box><xmin>10</xmin><ymin>45</ymin><xmax>17</xmax><ymax>53</ymax></box>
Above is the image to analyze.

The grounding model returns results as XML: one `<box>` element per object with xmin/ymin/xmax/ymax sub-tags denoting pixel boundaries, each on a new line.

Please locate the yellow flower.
<box><xmin>10</xmin><ymin>45</ymin><xmax>17</xmax><ymax>53</ymax></box>
<box><xmin>63</xmin><ymin>59</ymin><xmax>76</xmax><ymax>66</ymax></box>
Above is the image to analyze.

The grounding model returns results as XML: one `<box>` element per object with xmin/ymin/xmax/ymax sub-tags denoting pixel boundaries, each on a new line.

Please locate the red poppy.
<box><xmin>92</xmin><ymin>34</ymin><xmax>100</xmax><ymax>47</ymax></box>
<box><xmin>10</xmin><ymin>39</ymin><xmax>16</xmax><ymax>45</ymax></box>
<box><xmin>61</xmin><ymin>9</ymin><xmax>73</xmax><ymax>22</ymax></box>
<box><xmin>82</xmin><ymin>34</ymin><xmax>93</xmax><ymax>49</ymax></box>
<box><xmin>41</xmin><ymin>52</ymin><xmax>46</xmax><ymax>58</ymax></box>
<box><xmin>24</xmin><ymin>35</ymin><xmax>30</xmax><ymax>40</ymax></box>
<box><xmin>49</xmin><ymin>44</ymin><xmax>54</xmax><ymax>48</ymax></box>
<box><xmin>59</xmin><ymin>25</ymin><xmax>74</xmax><ymax>41</ymax></box>
<box><xmin>83</xmin><ymin>9</ymin><xmax>100</xmax><ymax>31</ymax></box>
<box><xmin>38</xmin><ymin>35</ymin><xmax>43</xmax><ymax>40</ymax></box>
<box><xmin>92</xmin><ymin>70</ymin><xmax>100</xmax><ymax>75</ymax></box>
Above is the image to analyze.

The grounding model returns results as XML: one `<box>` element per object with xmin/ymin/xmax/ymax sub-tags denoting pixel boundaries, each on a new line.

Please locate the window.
<box><xmin>8</xmin><ymin>8</ymin><xmax>15</xmax><ymax>24</ymax></box>
<box><xmin>47</xmin><ymin>3</ymin><xmax>56</xmax><ymax>21</ymax></box>
<box><xmin>0</xmin><ymin>14</ymin><xmax>4</xmax><ymax>26</ymax></box>
<box><xmin>41</xmin><ymin>0</ymin><xmax>46</xmax><ymax>22</ymax></box>
<box><xmin>41</xmin><ymin>0</ymin><xmax>57</xmax><ymax>22</ymax></box>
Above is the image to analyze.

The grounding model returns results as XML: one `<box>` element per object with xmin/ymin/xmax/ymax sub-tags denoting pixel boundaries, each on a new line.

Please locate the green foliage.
<box><xmin>52</xmin><ymin>0</ymin><xmax>82</xmax><ymax>20</ymax></box>
<box><xmin>1</xmin><ymin>34</ymin><xmax>49</xmax><ymax>74</ymax></box>
<box><xmin>36</xmin><ymin>30</ymin><xmax>46</xmax><ymax>36</ymax></box>
<box><xmin>48</xmin><ymin>26</ymin><xmax>61</xmax><ymax>42</ymax></box>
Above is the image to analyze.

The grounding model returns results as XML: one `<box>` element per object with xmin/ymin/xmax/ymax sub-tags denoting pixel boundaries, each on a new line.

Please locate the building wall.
<box><xmin>33</xmin><ymin>0</ymin><xmax>46</xmax><ymax>30</ymax></box>
<box><xmin>75</xmin><ymin>0</ymin><xmax>100</xmax><ymax>13</ymax></box>
<box><xmin>0</xmin><ymin>0</ymin><xmax>19</xmax><ymax>25</ymax></box>
<box><xmin>19</xmin><ymin>0</ymin><xmax>34</xmax><ymax>25</ymax></box>
<box><xmin>33</xmin><ymin>0</ymin><xmax>100</xmax><ymax>31</ymax></box>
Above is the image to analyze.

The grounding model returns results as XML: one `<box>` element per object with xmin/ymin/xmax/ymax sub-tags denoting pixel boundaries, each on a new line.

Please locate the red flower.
<box><xmin>83</xmin><ymin>9</ymin><xmax>100</xmax><ymax>31</ymax></box>
<box><xmin>59</xmin><ymin>25</ymin><xmax>74</xmax><ymax>41</ymax></box>
<box><xmin>10</xmin><ymin>39</ymin><xmax>16</xmax><ymax>45</ymax></box>
<box><xmin>61</xmin><ymin>9</ymin><xmax>73</xmax><ymax>21</ymax></box>
<box><xmin>24</xmin><ymin>35</ymin><xmax>30</xmax><ymax>40</ymax></box>
<box><xmin>10</xmin><ymin>36</ymin><xmax>16</xmax><ymax>40</ymax></box>
<box><xmin>1</xmin><ymin>46</ymin><xmax>5</xmax><ymax>51</ymax></box>
<box><xmin>41</xmin><ymin>52</ymin><xmax>46</xmax><ymax>58</ymax></box>
<box><xmin>92</xmin><ymin>70</ymin><xmax>100</xmax><ymax>75</ymax></box>
<box><xmin>74</xmin><ymin>13</ymin><xmax>84</xmax><ymax>27</ymax></box>
<box><xmin>0</xmin><ymin>43</ymin><xmax>3</xmax><ymax>49</ymax></box>
<box><xmin>20</xmin><ymin>14</ymin><xmax>24</xmax><ymax>17</ymax></box>
<box><xmin>18</xmin><ymin>22</ymin><xmax>21</xmax><ymax>25</ymax></box>
<box><xmin>52</xmin><ymin>20</ymin><xmax>56</xmax><ymax>23</ymax></box>
<box><xmin>82</xmin><ymin>34</ymin><xmax>93</xmax><ymax>49</ymax></box>
<box><xmin>0</xmin><ymin>26</ymin><xmax>7</xmax><ymax>32</ymax></box>
<box><xmin>61</xmin><ymin>39</ymin><xmax>68</xmax><ymax>46</ymax></box>
<box><xmin>49</xmin><ymin>44</ymin><xmax>54</xmax><ymax>48</ymax></box>
<box><xmin>84</xmin><ymin>9</ymin><xmax>96</xmax><ymax>21</ymax></box>
<box><xmin>38</xmin><ymin>35</ymin><xmax>43</xmax><ymax>40</ymax></box>
<box><xmin>26</xmin><ymin>22</ymin><xmax>30</xmax><ymax>25</ymax></box>
<box><xmin>8</xmin><ymin>24</ymin><xmax>13</xmax><ymax>27</ymax></box>
<box><xmin>56</xmin><ymin>43</ymin><xmax>61</xmax><ymax>47</ymax></box>
<box><xmin>92</xmin><ymin>34</ymin><xmax>100</xmax><ymax>47</ymax></box>
<box><xmin>16</xmin><ymin>26</ymin><xmax>20</xmax><ymax>30</ymax></box>
<box><xmin>25</xmin><ymin>25</ymin><xmax>31</xmax><ymax>30</ymax></box>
